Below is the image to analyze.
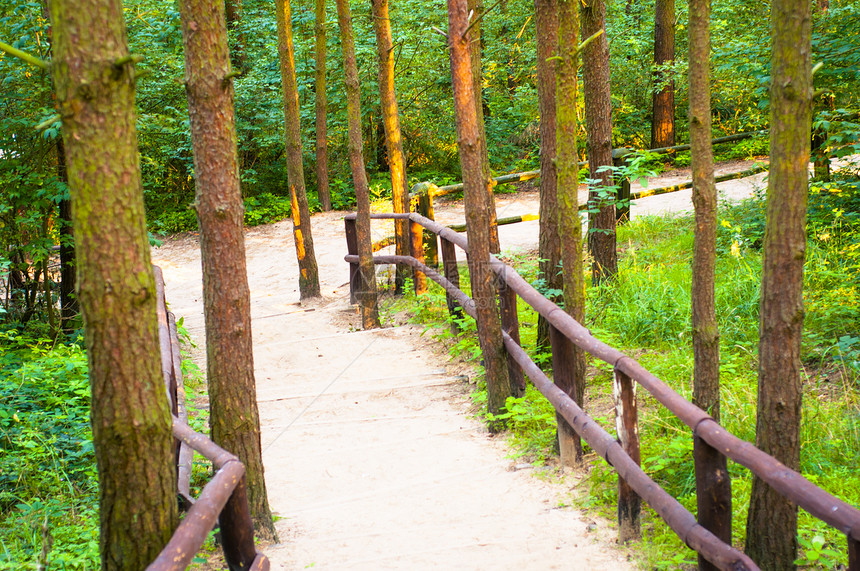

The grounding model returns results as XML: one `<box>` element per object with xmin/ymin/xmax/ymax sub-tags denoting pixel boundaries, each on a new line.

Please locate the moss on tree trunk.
<box><xmin>48</xmin><ymin>0</ymin><xmax>178</xmax><ymax>565</ymax></box>
<box><xmin>556</xmin><ymin>0</ymin><xmax>587</xmax><ymax>465</ymax></box>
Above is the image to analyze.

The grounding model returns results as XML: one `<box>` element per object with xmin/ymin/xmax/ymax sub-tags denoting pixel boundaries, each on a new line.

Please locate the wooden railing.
<box><xmin>148</xmin><ymin>267</ymin><xmax>269</xmax><ymax>571</ymax></box>
<box><xmin>344</xmin><ymin>212</ymin><xmax>860</xmax><ymax>571</ymax></box>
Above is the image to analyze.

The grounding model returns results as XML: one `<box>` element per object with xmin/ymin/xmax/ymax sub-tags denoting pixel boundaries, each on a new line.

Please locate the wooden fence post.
<box><xmin>440</xmin><ymin>237</ymin><xmax>463</xmax><ymax>330</ymax></box>
<box><xmin>417</xmin><ymin>190</ymin><xmax>439</xmax><ymax>268</ymax></box>
<box><xmin>549</xmin><ymin>325</ymin><xmax>582</xmax><ymax>466</ymax></box>
<box><xmin>218</xmin><ymin>473</ymin><xmax>259</xmax><ymax>571</ymax></box>
<box><xmin>410</xmin><ymin>217</ymin><xmax>427</xmax><ymax>295</ymax></box>
<box><xmin>614</xmin><ymin>365</ymin><xmax>641</xmax><ymax>542</ymax></box>
<box><xmin>694</xmin><ymin>435</ymin><xmax>732</xmax><ymax>571</ymax></box>
<box><xmin>848</xmin><ymin>534</ymin><xmax>858</xmax><ymax>571</ymax></box>
<box><xmin>499</xmin><ymin>277</ymin><xmax>526</xmax><ymax>397</ymax></box>
<box><xmin>613</xmin><ymin>148</ymin><xmax>632</xmax><ymax>224</ymax></box>
<box><xmin>344</xmin><ymin>217</ymin><xmax>359</xmax><ymax>304</ymax></box>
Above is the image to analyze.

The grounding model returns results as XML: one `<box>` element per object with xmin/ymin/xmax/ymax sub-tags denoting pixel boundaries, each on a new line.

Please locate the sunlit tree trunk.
<box><xmin>556</xmin><ymin>0</ymin><xmax>587</xmax><ymax>464</ymax></box>
<box><xmin>745</xmin><ymin>0</ymin><xmax>811</xmax><ymax>567</ymax></box>
<box><xmin>371</xmin><ymin>0</ymin><xmax>410</xmax><ymax>292</ymax></box>
<box><xmin>651</xmin><ymin>0</ymin><xmax>675</xmax><ymax>148</ymax></box>
<box><xmin>48</xmin><ymin>0</ymin><xmax>177</xmax><ymax>564</ymax></box>
<box><xmin>275</xmin><ymin>0</ymin><xmax>322</xmax><ymax>299</ymax></box>
<box><xmin>580</xmin><ymin>0</ymin><xmax>617</xmax><ymax>284</ymax></box>
<box><xmin>179</xmin><ymin>0</ymin><xmax>277</xmax><ymax>540</ymax></box>
<box><xmin>314</xmin><ymin>0</ymin><xmax>331</xmax><ymax>211</ymax></box>
<box><xmin>447</xmin><ymin>0</ymin><xmax>512</xmax><ymax>426</ymax></box>
<box><xmin>336</xmin><ymin>0</ymin><xmax>379</xmax><ymax>328</ymax></box>
<box><xmin>466</xmin><ymin>0</ymin><xmax>500</xmax><ymax>253</ymax></box>
<box><xmin>534</xmin><ymin>0</ymin><xmax>562</xmax><ymax>353</ymax></box>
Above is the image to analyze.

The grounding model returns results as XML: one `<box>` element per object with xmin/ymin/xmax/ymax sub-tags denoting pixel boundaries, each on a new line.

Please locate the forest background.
<box><xmin>1</xmin><ymin>0</ymin><xmax>859</xmax><ymax>568</ymax></box>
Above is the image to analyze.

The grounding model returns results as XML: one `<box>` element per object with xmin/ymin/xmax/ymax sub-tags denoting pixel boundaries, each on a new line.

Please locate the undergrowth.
<box><xmin>381</xmin><ymin>164</ymin><xmax>860</xmax><ymax>569</ymax></box>
<box><xmin>0</xmin><ymin>320</ymin><xmax>206</xmax><ymax>569</ymax></box>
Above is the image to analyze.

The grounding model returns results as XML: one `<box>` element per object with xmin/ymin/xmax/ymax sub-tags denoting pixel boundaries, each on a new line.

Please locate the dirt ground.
<box><xmin>150</xmin><ymin>159</ymin><xmax>769</xmax><ymax>570</ymax></box>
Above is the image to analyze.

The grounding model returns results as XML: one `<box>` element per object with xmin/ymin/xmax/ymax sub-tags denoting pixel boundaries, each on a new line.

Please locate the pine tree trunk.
<box><xmin>745</xmin><ymin>0</ymin><xmax>811</xmax><ymax>567</ymax></box>
<box><xmin>651</xmin><ymin>0</ymin><xmax>675</xmax><ymax>149</ymax></box>
<box><xmin>336</xmin><ymin>0</ymin><xmax>380</xmax><ymax>328</ymax></box>
<box><xmin>179</xmin><ymin>0</ymin><xmax>277</xmax><ymax>540</ymax></box>
<box><xmin>371</xmin><ymin>0</ymin><xmax>410</xmax><ymax>293</ymax></box>
<box><xmin>56</xmin><ymin>137</ymin><xmax>78</xmax><ymax>333</ymax></box>
<box><xmin>314</xmin><ymin>0</ymin><xmax>331</xmax><ymax>211</ymax></box>
<box><xmin>689</xmin><ymin>0</ymin><xmax>731</xmax><ymax>565</ymax></box>
<box><xmin>534</xmin><ymin>0</ymin><xmax>562</xmax><ymax>354</ymax></box>
<box><xmin>48</xmin><ymin>0</ymin><xmax>178</xmax><ymax>565</ymax></box>
<box><xmin>275</xmin><ymin>0</ymin><xmax>322</xmax><ymax>299</ymax></box>
<box><xmin>580</xmin><ymin>0</ymin><xmax>617</xmax><ymax>284</ymax></box>
<box><xmin>556</xmin><ymin>0</ymin><xmax>587</xmax><ymax>465</ymax></box>
<box><xmin>447</xmin><ymin>0</ymin><xmax>512</xmax><ymax>427</ymax></box>
<box><xmin>466</xmin><ymin>0</ymin><xmax>500</xmax><ymax>253</ymax></box>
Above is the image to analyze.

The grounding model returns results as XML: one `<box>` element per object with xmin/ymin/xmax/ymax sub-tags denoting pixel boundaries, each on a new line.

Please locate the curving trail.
<box><xmin>150</xmin><ymin>159</ymin><xmax>766</xmax><ymax>570</ymax></box>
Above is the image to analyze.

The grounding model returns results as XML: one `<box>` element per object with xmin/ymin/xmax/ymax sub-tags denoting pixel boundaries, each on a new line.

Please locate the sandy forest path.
<box><xmin>150</xmin><ymin>159</ymin><xmax>766</xmax><ymax>570</ymax></box>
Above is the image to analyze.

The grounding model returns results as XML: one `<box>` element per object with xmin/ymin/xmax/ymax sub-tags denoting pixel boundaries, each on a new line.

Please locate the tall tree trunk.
<box><xmin>225</xmin><ymin>0</ymin><xmax>245</xmax><ymax>69</ymax></box>
<box><xmin>447</xmin><ymin>0</ymin><xmax>512</xmax><ymax>427</ymax></box>
<box><xmin>48</xmin><ymin>0</ymin><xmax>178</xmax><ymax>565</ymax></box>
<box><xmin>556</xmin><ymin>0</ymin><xmax>587</xmax><ymax>464</ymax></box>
<box><xmin>371</xmin><ymin>0</ymin><xmax>410</xmax><ymax>293</ymax></box>
<box><xmin>580</xmin><ymin>0</ymin><xmax>617</xmax><ymax>284</ymax></box>
<box><xmin>745</xmin><ymin>0</ymin><xmax>811</xmax><ymax>567</ymax></box>
<box><xmin>466</xmin><ymin>0</ymin><xmax>500</xmax><ymax>253</ymax></box>
<box><xmin>689</xmin><ymin>0</ymin><xmax>730</xmax><ymax>566</ymax></box>
<box><xmin>534</xmin><ymin>0</ymin><xmax>562</xmax><ymax>354</ymax></box>
<box><xmin>39</xmin><ymin>0</ymin><xmax>77</xmax><ymax>333</ymax></box>
<box><xmin>314</xmin><ymin>0</ymin><xmax>331</xmax><ymax>211</ymax></box>
<box><xmin>56</xmin><ymin>134</ymin><xmax>78</xmax><ymax>333</ymax></box>
<box><xmin>179</xmin><ymin>0</ymin><xmax>277</xmax><ymax>540</ymax></box>
<box><xmin>336</xmin><ymin>0</ymin><xmax>380</xmax><ymax>328</ymax></box>
<box><xmin>651</xmin><ymin>0</ymin><xmax>675</xmax><ymax>149</ymax></box>
<box><xmin>275</xmin><ymin>0</ymin><xmax>322</xmax><ymax>299</ymax></box>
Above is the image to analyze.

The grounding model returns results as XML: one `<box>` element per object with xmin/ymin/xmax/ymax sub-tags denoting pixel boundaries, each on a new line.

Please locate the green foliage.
<box><xmin>0</xmin><ymin>329</ymin><xmax>98</xmax><ymax>569</ymax></box>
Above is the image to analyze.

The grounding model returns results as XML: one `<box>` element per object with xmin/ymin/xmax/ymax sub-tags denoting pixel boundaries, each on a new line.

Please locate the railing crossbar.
<box><xmin>347</xmin><ymin>211</ymin><xmax>860</xmax><ymax>568</ymax></box>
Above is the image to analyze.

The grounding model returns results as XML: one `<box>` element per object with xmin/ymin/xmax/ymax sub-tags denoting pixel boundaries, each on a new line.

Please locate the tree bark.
<box><xmin>179</xmin><ymin>0</ymin><xmax>277</xmax><ymax>540</ymax></box>
<box><xmin>745</xmin><ymin>0</ymin><xmax>811</xmax><ymax>568</ymax></box>
<box><xmin>534</xmin><ymin>0</ymin><xmax>562</xmax><ymax>353</ymax></box>
<box><xmin>48</xmin><ymin>0</ymin><xmax>178</xmax><ymax>565</ymax></box>
<box><xmin>371</xmin><ymin>0</ymin><xmax>410</xmax><ymax>293</ymax></box>
<box><xmin>556</xmin><ymin>0</ymin><xmax>587</xmax><ymax>466</ymax></box>
<box><xmin>337</xmin><ymin>0</ymin><xmax>380</xmax><ymax>328</ymax></box>
<box><xmin>447</xmin><ymin>0</ymin><xmax>512</xmax><ymax>427</ymax></box>
<box><xmin>56</xmin><ymin>136</ymin><xmax>78</xmax><ymax>333</ymax></box>
<box><xmin>580</xmin><ymin>0</ymin><xmax>617</xmax><ymax>284</ymax></box>
<box><xmin>466</xmin><ymin>0</ymin><xmax>500</xmax><ymax>253</ymax></box>
<box><xmin>275</xmin><ymin>0</ymin><xmax>322</xmax><ymax>299</ymax></box>
<box><xmin>314</xmin><ymin>0</ymin><xmax>331</xmax><ymax>211</ymax></box>
<box><xmin>651</xmin><ymin>0</ymin><xmax>675</xmax><ymax>149</ymax></box>
<box><xmin>689</xmin><ymin>0</ymin><xmax>731</xmax><ymax>566</ymax></box>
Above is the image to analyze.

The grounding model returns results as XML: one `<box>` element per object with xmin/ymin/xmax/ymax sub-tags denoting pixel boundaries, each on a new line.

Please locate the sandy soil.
<box><xmin>150</xmin><ymin>158</ymin><xmax>770</xmax><ymax>570</ymax></box>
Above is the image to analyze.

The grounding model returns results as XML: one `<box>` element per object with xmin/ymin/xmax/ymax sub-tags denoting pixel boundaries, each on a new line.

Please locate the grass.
<box><xmin>0</xmin><ymin>320</ymin><xmax>207</xmax><ymax>570</ymax></box>
<box><xmin>380</xmin><ymin>167</ymin><xmax>860</xmax><ymax>569</ymax></box>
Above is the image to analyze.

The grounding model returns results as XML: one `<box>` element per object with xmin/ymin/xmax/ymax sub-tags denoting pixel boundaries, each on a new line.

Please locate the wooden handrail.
<box><xmin>151</xmin><ymin>267</ymin><xmax>269</xmax><ymax>571</ymax></box>
<box><xmin>345</xmin><ymin>212</ymin><xmax>860</xmax><ymax>570</ymax></box>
